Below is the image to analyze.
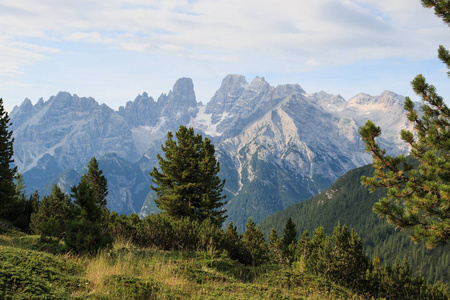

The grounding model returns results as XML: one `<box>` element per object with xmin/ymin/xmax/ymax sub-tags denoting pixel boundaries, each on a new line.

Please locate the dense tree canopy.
<box><xmin>150</xmin><ymin>125</ymin><xmax>226</xmax><ymax>226</ymax></box>
<box><xmin>359</xmin><ymin>0</ymin><xmax>450</xmax><ymax>248</ymax></box>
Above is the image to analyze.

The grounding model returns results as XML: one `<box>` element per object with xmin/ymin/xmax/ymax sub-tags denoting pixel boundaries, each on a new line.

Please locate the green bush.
<box><xmin>0</xmin><ymin>246</ymin><xmax>84</xmax><ymax>299</ymax></box>
<box><xmin>103</xmin><ymin>275</ymin><xmax>160</xmax><ymax>299</ymax></box>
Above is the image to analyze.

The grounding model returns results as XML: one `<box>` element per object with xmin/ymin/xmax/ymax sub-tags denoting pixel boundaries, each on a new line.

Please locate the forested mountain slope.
<box><xmin>260</xmin><ymin>164</ymin><xmax>450</xmax><ymax>284</ymax></box>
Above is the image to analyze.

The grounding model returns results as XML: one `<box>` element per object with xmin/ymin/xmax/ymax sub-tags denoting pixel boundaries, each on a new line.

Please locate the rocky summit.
<box><xmin>10</xmin><ymin>75</ymin><xmax>412</xmax><ymax>230</ymax></box>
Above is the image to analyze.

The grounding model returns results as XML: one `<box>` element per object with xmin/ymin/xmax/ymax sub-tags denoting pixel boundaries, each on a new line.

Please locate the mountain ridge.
<box><xmin>10</xmin><ymin>75</ymin><xmax>413</xmax><ymax>228</ymax></box>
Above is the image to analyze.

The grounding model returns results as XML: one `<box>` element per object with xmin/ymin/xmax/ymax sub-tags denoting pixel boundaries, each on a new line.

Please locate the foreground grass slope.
<box><xmin>0</xmin><ymin>230</ymin><xmax>359</xmax><ymax>299</ymax></box>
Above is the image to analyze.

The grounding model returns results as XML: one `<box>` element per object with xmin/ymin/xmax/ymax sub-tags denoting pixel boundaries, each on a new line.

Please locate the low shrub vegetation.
<box><xmin>0</xmin><ymin>217</ymin><xmax>448</xmax><ymax>299</ymax></box>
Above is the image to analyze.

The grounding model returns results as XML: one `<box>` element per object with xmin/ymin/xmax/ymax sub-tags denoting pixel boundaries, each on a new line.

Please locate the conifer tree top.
<box><xmin>150</xmin><ymin>125</ymin><xmax>226</xmax><ymax>226</ymax></box>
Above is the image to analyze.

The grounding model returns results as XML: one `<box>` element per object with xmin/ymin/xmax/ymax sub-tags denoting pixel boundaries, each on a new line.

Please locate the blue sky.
<box><xmin>1</xmin><ymin>0</ymin><xmax>450</xmax><ymax>112</ymax></box>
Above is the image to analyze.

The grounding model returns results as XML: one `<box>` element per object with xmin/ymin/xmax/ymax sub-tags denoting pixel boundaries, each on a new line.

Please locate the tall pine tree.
<box><xmin>84</xmin><ymin>157</ymin><xmax>108</xmax><ymax>208</ymax></box>
<box><xmin>64</xmin><ymin>157</ymin><xmax>111</xmax><ymax>253</ymax></box>
<box><xmin>242</xmin><ymin>217</ymin><xmax>268</xmax><ymax>265</ymax></box>
<box><xmin>150</xmin><ymin>126</ymin><xmax>226</xmax><ymax>226</ymax></box>
<box><xmin>359</xmin><ymin>0</ymin><xmax>450</xmax><ymax>248</ymax></box>
<box><xmin>0</xmin><ymin>98</ymin><xmax>17</xmax><ymax>219</ymax></box>
<box><xmin>282</xmin><ymin>217</ymin><xmax>297</xmax><ymax>264</ymax></box>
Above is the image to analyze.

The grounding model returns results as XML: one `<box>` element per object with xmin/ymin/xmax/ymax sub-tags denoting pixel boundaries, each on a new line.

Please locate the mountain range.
<box><xmin>10</xmin><ymin>75</ymin><xmax>413</xmax><ymax>230</ymax></box>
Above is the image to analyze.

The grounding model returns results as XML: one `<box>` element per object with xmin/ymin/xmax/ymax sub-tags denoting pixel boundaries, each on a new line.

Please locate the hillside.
<box><xmin>0</xmin><ymin>228</ymin><xmax>363</xmax><ymax>299</ymax></box>
<box><xmin>260</xmin><ymin>164</ymin><xmax>450</xmax><ymax>284</ymax></box>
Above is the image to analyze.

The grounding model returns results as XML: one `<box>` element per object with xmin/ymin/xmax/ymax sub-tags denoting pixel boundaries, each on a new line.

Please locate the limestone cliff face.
<box><xmin>204</xmin><ymin>86</ymin><xmax>411</xmax><ymax>229</ymax></box>
<box><xmin>10</xmin><ymin>75</ymin><xmax>411</xmax><ymax>226</ymax></box>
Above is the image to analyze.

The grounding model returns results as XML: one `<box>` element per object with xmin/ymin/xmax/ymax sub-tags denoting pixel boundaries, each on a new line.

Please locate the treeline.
<box><xmin>1</xmin><ymin>157</ymin><xmax>112</xmax><ymax>254</ymax></box>
<box><xmin>96</xmin><ymin>213</ymin><xmax>450</xmax><ymax>299</ymax></box>
<box><xmin>4</xmin><ymin>172</ymin><xmax>449</xmax><ymax>298</ymax></box>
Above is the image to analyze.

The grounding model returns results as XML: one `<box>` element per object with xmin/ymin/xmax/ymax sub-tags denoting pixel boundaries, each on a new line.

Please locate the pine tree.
<box><xmin>282</xmin><ymin>217</ymin><xmax>297</xmax><ymax>248</ymax></box>
<box><xmin>242</xmin><ymin>217</ymin><xmax>268</xmax><ymax>265</ymax></box>
<box><xmin>268</xmin><ymin>228</ymin><xmax>284</xmax><ymax>264</ymax></box>
<box><xmin>224</xmin><ymin>222</ymin><xmax>242</xmax><ymax>260</ymax></box>
<box><xmin>295</xmin><ymin>230</ymin><xmax>310</xmax><ymax>261</ymax></box>
<box><xmin>150</xmin><ymin>126</ymin><xmax>226</xmax><ymax>226</ymax></box>
<box><xmin>0</xmin><ymin>98</ymin><xmax>17</xmax><ymax>219</ymax></box>
<box><xmin>359</xmin><ymin>0</ymin><xmax>450</xmax><ymax>248</ymax></box>
<box><xmin>64</xmin><ymin>157</ymin><xmax>111</xmax><ymax>253</ymax></box>
<box><xmin>330</xmin><ymin>223</ymin><xmax>368</xmax><ymax>288</ymax></box>
<box><xmin>10</xmin><ymin>174</ymin><xmax>39</xmax><ymax>232</ymax></box>
<box><xmin>281</xmin><ymin>217</ymin><xmax>297</xmax><ymax>263</ymax></box>
<box><xmin>306</xmin><ymin>226</ymin><xmax>332</xmax><ymax>276</ymax></box>
<box><xmin>84</xmin><ymin>157</ymin><xmax>108</xmax><ymax>208</ymax></box>
<box><xmin>421</xmin><ymin>0</ymin><xmax>450</xmax><ymax>25</ymax></box>
<box><xmin>31</xmin><ymin>185</ymin><xmax>71</xmax><ymax>240</ymax></box>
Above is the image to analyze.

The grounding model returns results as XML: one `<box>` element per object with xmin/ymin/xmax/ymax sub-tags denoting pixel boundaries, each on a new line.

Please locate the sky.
<box><xmin>1</xmin><ymin>0</ymin><xmax>450</xmax><ymax>112</ymax></box>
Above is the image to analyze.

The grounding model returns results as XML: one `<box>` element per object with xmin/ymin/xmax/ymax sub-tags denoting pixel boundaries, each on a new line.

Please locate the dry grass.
<box><xmin>0</xmin><ymin>233</ymin><xmax>362</xmax><ymax>299</ymax></box>
<box><xmin>79</xmin><ymin>238</ymin><xmax>197</xmax><ymax>297</ymax></box>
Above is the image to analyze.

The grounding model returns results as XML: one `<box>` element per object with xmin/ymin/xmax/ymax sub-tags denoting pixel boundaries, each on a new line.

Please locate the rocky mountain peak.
<box><xmin>171</xmin><ymin>77</ymin><xmax>197</xmax><ymax>108</ymax></box>
<box><xmin>10</xmin><ymin>98</ymin><xmax>34</xmax><ymax>125</ymax></box>
<box><xmin>156</xmin><ymin>77</ymin><xmax>197</xmax><ymax>120</ymax></box>
<box><xmin>47</xmin><ymin>92</ymin><xmax>99</xmax><ymax>113</ymax></box>
<box><xmin>205</xmin><ymin>74</ymin><xmax>248</xmax><ymax>115</ymax></box>
<box><xmin>379</xmin><ymin>90</ymin><xmax>404</xmax><ymax>105</ymax></box>
<box><xmin>272</xmin><ymin>84</ymin><xmax>305</xmax><ymax>99</ymax></box>
<box><xmin>35</xmin><ymin>98</ymin><xmax>44</xmax><ymax>109</ymax></box>
<box><xmin>222</xmin><ymin>74</ymin><xmax>248</xmax><ymax>90</ymax></box>
<box><xmin>118</xmin><ymin>92</ymin><xmax>159</xmax><ymax>127</ymax></box>
<box><xmin>249</xmin><ymin>76</ymin><xmax>270</xmax><ymax>91</ymax></box>
<box><xmin>20</xmin><ymin>98</ymin><xmax>33</xmax><ymax>109</ymax></box>
<box><xmin>348</xmin><ymin>91</ymin><xmax>404</xmax><ymax>108</ymax></box>
<box><xmin>310</xmin><ymin>91</ymin><xmax>347</xmax><ymax>112</ymax></box>
<box><xmin>10</xmin><ymin>98</ymin><xmax>32</xmax><ymax>117</ymax></box>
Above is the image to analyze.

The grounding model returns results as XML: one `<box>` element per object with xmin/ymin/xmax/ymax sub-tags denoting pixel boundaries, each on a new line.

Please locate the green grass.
<box><xmin>0</xmin><ymin>231</ymin><xmax>360</xmax><ymax>299</ymax></box>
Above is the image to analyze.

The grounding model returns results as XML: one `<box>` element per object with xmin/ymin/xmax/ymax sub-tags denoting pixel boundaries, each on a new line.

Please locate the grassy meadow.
<box><xmin>0</xmin><ymin>226</ymin><xmax>361</xmax><ymax>299</ymax></box>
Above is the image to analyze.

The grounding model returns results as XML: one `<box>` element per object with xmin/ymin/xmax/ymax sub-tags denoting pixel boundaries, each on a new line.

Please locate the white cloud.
<box><xmin>9</xmin><ymin>42</ymin><xmax>60</xmax><ymax>53</ymax></box>
<box><xmin>1</xmin><ymin>0</ymin><xmax>450</xmax><ymax>108</ymax></box>
<box><xmin>65</xmin><ymin>32</ymin><xmax>114</xmax><ymax>44</ymax></box>
<box><xmin>0</xmin><ymin>45</ymin><xmax>45</xmax><ymax>76</ymax></box>
<box><xmin>1</xmin><ymin>0</ymin><xmax>448</xmax><ymax>66</ymax></box>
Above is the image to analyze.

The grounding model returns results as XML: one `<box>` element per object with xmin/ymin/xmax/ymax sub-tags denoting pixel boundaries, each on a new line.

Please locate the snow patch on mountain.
<box><xmin>131</xmin><ymin>118</ymin><xmax>168</xmax><ymax>154</ymax></box>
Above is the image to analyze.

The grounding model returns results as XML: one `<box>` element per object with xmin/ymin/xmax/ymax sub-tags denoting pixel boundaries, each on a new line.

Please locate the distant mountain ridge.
<box><xmin>10</xmin><ymin>75</ymin><xmax>412</xmax><ymax>229</ymax></box>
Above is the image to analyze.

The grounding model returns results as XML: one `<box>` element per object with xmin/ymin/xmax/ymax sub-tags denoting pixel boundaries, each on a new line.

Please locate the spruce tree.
<box><xmin>329</xmin><ymin>223</ymin><xmax>368</xmax><ymax>288</ymax></box>
<box><xmin>150</xmin><ymin>126</ymin><xmax>226</xmax><ymax>226</ymax></box>
<box><xmin>268</xmin><ymin>228</ymin><xmax>284</xmax><ymax>264</ymax></box>
<box><xmin>10</xmin><ymin>174</ymin><xmax>39</xmax><ymax>232</ymax></box>
<box><xmin>0</xmin><ymin>98</ymin><xmax>17</xmax><ymax>219</ymax></box>
<box><xmin>359</xmin><ymin>0</ymin><xmax>450</xmax><ymax>248</ymax></box>
<box><xmin>282</xmin><ymin>217</ymin><xmax>297</xmax><ymax>264</ymax></box>
<box><xmin>65</xmin><ymin>157</ymin><xmax>111</xmax><ymax>253</ymax></box>
<box><xmin>31</xmin><ymin>185</ymin><xmax>71</xmax><ymax>240</ymax></box>
<box><xmin>306</xmin><ymin>226</ymin><xmax>332</xmax><ymax>275</ymax></box>
<box><xmin>282</xmin><ymin>217</ymin><xmax>297</xmax><ymax>247</ymax></box>
<box><xmin>295</xmin><ymin>230</ymin><xmax>310</xmax><ymax>260</ymax></box>
<box><xmin>84</xmin><ymin>157</ymin><xmax>108</xmax><ymax>208</ymax></box>
<box><xmin>242</xmin><ymin>217</ymin><xmax>268</xmax><ymax>265</ymax></box>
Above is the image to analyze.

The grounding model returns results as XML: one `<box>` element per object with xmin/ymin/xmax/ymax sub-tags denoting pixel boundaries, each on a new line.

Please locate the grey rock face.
<box><xmin>206</xmin><ymin>74</ymin><xmax>248</xmax><ymax>121</ymax></box>
<box><xmin>118</xmin><ymin>92</ymin><xmax>159</xmax><ymax>127</ymax></box>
